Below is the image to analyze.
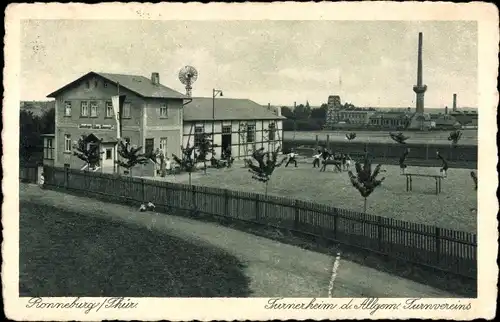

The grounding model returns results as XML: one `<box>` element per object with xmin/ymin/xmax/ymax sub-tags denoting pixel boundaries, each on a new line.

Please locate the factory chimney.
<box><xmin>452</xmin><ymin>94</ymin><xmax>457</xmax><ymax>112</ymax></box>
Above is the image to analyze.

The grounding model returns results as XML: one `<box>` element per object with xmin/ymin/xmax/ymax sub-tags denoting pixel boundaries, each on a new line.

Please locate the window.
<box><xmin>159</xmin><ymin>103</ymin><xmax>168</xmax><ymax>118</ymax></box>
<box><xmin>268</xmin><ymin>123</ymin><xmax>276</xmax><ymax>141</ymax></box>
<box><xmin>160</xmin><ymin>137</ymin><xmax>168</xmax><ymax>155</ymax></box>
<box><xmin>122</xmin><ymin>103</ymin><xmax>131</xmax><ymax>118</ymax></box>
<box><xmin>194</xmin><ymin>125</ymin><xmax>204</xmax><ymax>146</ymax></box>
<box><xmin>105</xmin><ymin>101</ymin><xmax>113</xmax><ymax>118</ymax></box>
<box><xmin>85</xmin><ymin>81</ymin><xmax>90</xmax><ymax>89</ymax></box>
<box><xmin>44</xmin><ymin>138</ymin><xmax>54</xmax><ymax>159</ymax></box>
<box><xmin>81</xmin><ymin>101</ymin><xmax>89</xmax><ymax>117</ymax></box>
<box><xmin>64</xmin><ymin>101</ymin><xmax>72</xmax><ymax>117</ymax></box>
<box><xmin>104</xmin><ymin>82</ymin><xmax>108</xmax><ymax>88</ymax></box>
<box><xmin>64</xmin><ymin>134</ymin><xmax>71</xmax><ymax>152</ymax></box>
<box><xmin>246</xmin><ymin>124</ymin><xmax>256</xmax><ymax>143</ymax></box>
<box><xmin>105</xmin><ymin>149</ymin><xmax>112</xmax><ymax>160</ymax></box>
<box><xmin>90</xmin><ymin>101</ymin><xmax>98</xmax><ymax>117</ymax></box>
<box><xmin>222</xmin><ymin>125</ymin><xmax>232</xmax><ymax>134</ymax></box>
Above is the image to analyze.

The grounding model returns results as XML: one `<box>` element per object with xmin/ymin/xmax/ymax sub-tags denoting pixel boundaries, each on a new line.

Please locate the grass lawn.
<box><xmin>19</xmin><ymin>201</ymin><xmax>251</xmax><ymax>297</ymax></box>
<box><xmin>155</xmin><ymin>163</ymin><xmax>477</xmax><ymax>233</ymax></box>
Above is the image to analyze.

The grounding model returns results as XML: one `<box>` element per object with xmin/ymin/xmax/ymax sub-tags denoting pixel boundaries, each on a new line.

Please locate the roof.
<box><xmin>47</xmin><ymin>71</ymin><xmax>187</xmax><ymax>99</ymax></box>
<box><xmin>369</xmin><ymin>112</ymin><xmax>409</xmax><ymax>120</ymax></box>
<box><xmin>183</xmin><ymin>97</ymin><xmax>286</xmax><ymax>121</ymax></box>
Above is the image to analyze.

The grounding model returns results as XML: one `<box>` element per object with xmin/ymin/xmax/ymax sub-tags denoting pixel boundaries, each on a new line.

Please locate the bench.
<box><xmin>403</xmin><ymin>173</ymin><xmax>443</xmax><ymax>195</ymax></box>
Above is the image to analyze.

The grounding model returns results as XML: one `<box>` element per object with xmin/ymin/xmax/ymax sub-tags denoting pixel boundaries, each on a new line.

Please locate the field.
<box><xmin>149</xmin><ymin>162</ymin><xmax>477</xmax><ymax>233</ymax></box>
<box><xmin>284</xmin><ymin>129</ymin><xmax>478</xmax><ymax>145</ymax></box>
<box><xmin>20</xmin><ymin>200</ymin><xmax>250</xmax><ymax>297</ymax></box>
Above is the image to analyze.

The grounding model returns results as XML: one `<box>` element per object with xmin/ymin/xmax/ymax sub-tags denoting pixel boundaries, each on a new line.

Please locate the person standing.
<box><xmin>285</xmin><ymin>149</ymin><xmax>298</xmax><ymax>167</ymax></box>
<box><xmin>312</xmin><ymin>150</ymin><xmax>321</xmax><ymax>168</ymax></box>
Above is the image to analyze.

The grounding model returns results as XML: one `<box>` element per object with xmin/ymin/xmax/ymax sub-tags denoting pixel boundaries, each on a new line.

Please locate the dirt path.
<box><xmin>20</xmin><ymin>184</ymin><xmax>453</xmax><ymax>297</ymax></box>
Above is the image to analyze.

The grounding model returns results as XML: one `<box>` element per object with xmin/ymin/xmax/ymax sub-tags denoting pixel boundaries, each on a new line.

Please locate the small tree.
<box><xmin>389</xmin><ymin>132</ymin><xmax>410</xmax><ymax>144</ymax></box>
<box><xmin>247</xmin><ymin>146</ymin><xmax>286</xmax><ymax>195</ymax></box>
<box><xmin>448</xmin><ymin>130</ymin><xmax>463</xmax><ymax>147</ymax></box>
<box><xmin>239</xmin><ymin>122</ymin><xmax>249</xmax><ymax>167</ymax></box>
<box><xmin>73</xmin><ymin>134</ymin><xmax>103</xmax><ymax>171</ymax></box>
<box><xmin>196</xmin><ymin>132</ymin><xmax>217</xmax><ymax>174</ymax></box>
<box><xmin>115</xmin><ymin>139</ymin><xmax>150</xmax><ymax>176</ymax></box>
<box><xmin>399</xmin><ymin>148</ymin><xmax>410</xmax><ymax>174</ymax></box>
<box><xmin>172</xmin><ymin>144</ymin><xmax>197</xmax><ymax>185</ymax></box>
<box><xmin>345</xmin><ymin>132</ymin><xmax>357</xmax><ymax>141</ymax></box>
<box><xmin>347</xmin><ymin>154</ymin><xmax>385</xmax><ymax>213</ymax></box>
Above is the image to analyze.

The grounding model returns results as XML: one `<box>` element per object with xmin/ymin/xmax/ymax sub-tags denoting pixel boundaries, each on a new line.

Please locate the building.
<box><xmin>182</xmin><ymin>98</ymin><xmax>285</xmax><ymax>159</ymax></box>
<box><xmin>44</xmin><ymin>71</ymin><xmax>186</xmax><ymax>173</ymax></box>
<box><xmin>325</xmin><ymin>95</ymin><xmax>342</xmax><ymax>127</ymax></box>
<box><xmin>42</xmin><ymin>71</ymin><xmax>285</xmax><ymax>174</ymax></box>
<box><xmin>335</xmin><ymin>110</ymin><xmax>375</xmax><ymax>125</ymax></box>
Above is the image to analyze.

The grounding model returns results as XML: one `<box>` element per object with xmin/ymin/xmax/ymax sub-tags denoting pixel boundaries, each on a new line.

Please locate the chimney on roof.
<box><xmin>275</xmin><ymin>106</ymin><xmax>281</xmax><ymax>116</ymax></box>
<box><xmin>267</xmin><ymin>103</ymin><xmax>271</xmax><ymax>110</ymax></box>
<box><xmin>151</xmin><ymin>72</ymin><xmax>160</xmax><ymax>85</ymax></box>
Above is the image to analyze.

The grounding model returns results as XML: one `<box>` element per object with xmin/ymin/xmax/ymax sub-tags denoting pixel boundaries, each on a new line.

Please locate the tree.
<box><xmin>73</xmin><ymin>134</ymin><xmax>104</xmax><ymax>171</ymax></box>
<box><xmin>280</xmin><ymin>106</ymin><xmax>294</xmax><ymax>119</ymax></box>
<box><xmin>247</xmin><ymin>146</ymin><xmax>287</xmax><ymax>195</ymax></box>
<box><xmin>172</xmin><ymin>144</ymin><xmax>197</xmax><ymax>185</ymax></box>
<box><xmin>389</xmin><ymin>132</ymin><xmax>410</xmax><ymax>144</ymax></box>
<box><xmin>345</xmin><ymin>132</ymin><xmax>357</xmax><ymax>141</ymax></box>
<box><xmin>40</xmin><ymin>107</ymin><xmax>55</xmax><ymax>134</ymax></box>
<box><xmin>399</xmin><ymin>148</ymin><xmax>410</xmax><ymax>174</ymax></box>
<box><xmin>195</xmin><ymin>132</ymin><xmax>217</xmax><ymax>174</ymax></box>
<box><xmin>115</xmin><ymin>139</ymin><xmax>150</xmax><ymax>176</ymax></box>
<box><xmin>19</xmin><ymin>110</ymin><xmax>42</xmax><ymax>164</ymax></box>
<box><xmin>310</xmin><ymin>104</ymin><xmax>327</xmax><ymax>119</ymax></box>
<box><xmin>347</xmin><ymin>154</ymin><xmax>385</xmax><ymax>213</ymax></box>
<box><xmin>448</xmin><ymin>130</ymin><xmax>463</xmax><ymax>147</ymax></box>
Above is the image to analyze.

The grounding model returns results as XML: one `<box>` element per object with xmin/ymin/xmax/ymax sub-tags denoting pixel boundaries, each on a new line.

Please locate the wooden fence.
<box><xmin>20</xmin><ymin>166</ymin><xmax>39</xmax><ymax>183</ymax></box>
<box><xmin>42</xmin><ymin>166</ymin><xmax>477</xmax><ymax>279</ymax></box>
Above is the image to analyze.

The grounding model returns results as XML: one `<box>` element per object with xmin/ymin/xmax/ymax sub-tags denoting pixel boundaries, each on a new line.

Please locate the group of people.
<box><xmin>313</xmin><ymin>149</ymin><xmax>352</xmax><ymax>172</ymax></box>
<box><xmin>282</xmin><ymin>148</ymin><xmax>352</xmax><ymax>172</ymax></box>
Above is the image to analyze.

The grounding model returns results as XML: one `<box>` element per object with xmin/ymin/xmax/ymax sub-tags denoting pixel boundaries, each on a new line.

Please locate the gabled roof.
<box><xmin>183</xmin><ymin>97</ymin><xmax>286</xmax><ymax>121</ymax></box>
<box><xmin>47</xmin><ymin>71</ymin><xmax>187</xmax><ymax>99</ymax></box>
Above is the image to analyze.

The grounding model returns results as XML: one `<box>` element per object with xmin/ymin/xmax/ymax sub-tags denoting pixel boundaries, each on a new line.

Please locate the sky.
<box><xmin>21</xmin><ymin>20</ymin><xmax>478</xmax><ymax>108</ymax></box>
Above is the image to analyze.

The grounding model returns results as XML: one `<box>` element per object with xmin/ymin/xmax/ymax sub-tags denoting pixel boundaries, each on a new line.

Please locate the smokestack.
<box><xmin>445</xmin><ymin>106</ymin><xmax>448</xmax><ymax>115</ymax></box>
<box><xmin>453</xmin><ymin>93</ymin><xmax>457</xmax><ymax>112</ymax></box>
<box><xmin>417</xmin><ymin>32</ymin><xmax>423</xmax><ymax>86</ymax></box>
<box><xmin>294</xmin><ymin>101</ymin><xmax>296</xmax><ymax>109</ymax></box>
<box><xmin>151</xmin><ymin>72</ymin><xmax>160</xmax><ymax>85</ymax></box>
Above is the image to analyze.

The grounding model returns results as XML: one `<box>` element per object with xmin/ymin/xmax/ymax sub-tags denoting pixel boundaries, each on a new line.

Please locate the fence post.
<box><xmin>192</xmin><ymin>185</ymin><xmax>197</xmax><ymax>213</ymax></box>
<box><xmin>378</xmin><ymin>216</ymin><xmax>383</xmax><ymax>251</ymax></box>
<box><xmin>255</xmin><ymin>194</ymin><xmax>260</xmax><ymax>222</ymax></box>
<box><xmin>224</xmin><ymin>189</ymin><xmax>229</xmax><ymax>217</ymax></box>
<box><xmin>294</xmin><ymin>200</ymin><xmax>300</xmax><ymax>230</ymax></box>
<box><xmin>435</xmin><ymin>227</ymin><xmax>441</xmax><ymax>264</ymax></box>
<box><xmin>141</xmin><ymin>178</ymin><xmax>146</xmax><ymax>202</ymax></box>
